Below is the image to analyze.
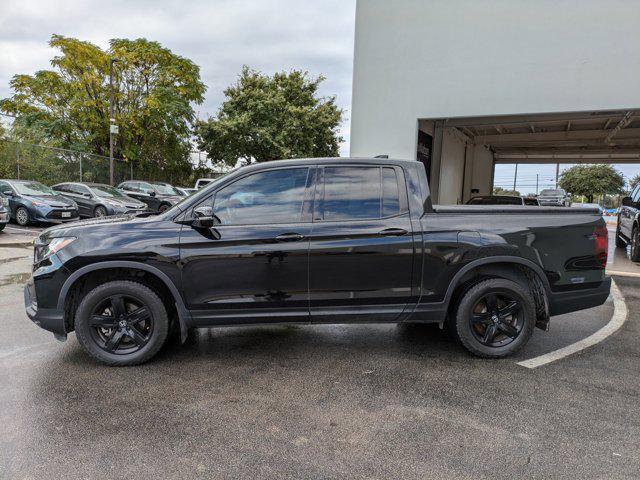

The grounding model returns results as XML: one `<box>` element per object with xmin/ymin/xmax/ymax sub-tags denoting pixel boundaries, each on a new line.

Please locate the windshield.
<box><xmin>13</xmin><ymin>181</ymin><xmax>57</xmax><ymax>196</ymax></box>
<box><xmin>540</xmin><ymin>189</ymin><xmax>563</xmax><ymax>195</ymax></box>
<box><xmin>91</xmin><ymin>185</ymin><xmax>127</xmax><ymax>198</ymax></box>
<box><xmin>152</xmin><ymin>183</ymin><xmax>181</xmax><ymax>196</ymax></box>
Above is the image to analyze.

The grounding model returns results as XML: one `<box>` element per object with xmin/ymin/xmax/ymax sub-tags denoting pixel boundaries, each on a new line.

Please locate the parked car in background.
<box><xmin>0</xmin><ymin>179</ymin><xmax>79</xmax><ymax>226</ymax></box>
<box><xmin>52</xmin><ymin>182</ymin><xmax>147</xmax><ymax>218</ymax></box>
<box><xmin>616</xmin><ymin>184</ymin><xmax>640</xmax><ymax>261</ymax></box>
<box><xmin>572</xmin><ymin>202</ymin><xmax>604</xmax><ymax>214</ymax></box>
<box><xmin>195</xmin><ymin>178</ymin><xmax>215</xmax><ymax>189</ymax></box>
<box><xmin>537</xmin><ymin>188</ymin><xmax>571</xmax><ymax>206</ymax></box>
<box><xmin>24</xmin><ymin>157</ymin><xmax>610</xmax><ymax>366</ymax></box>
<box><xmin>466</xmin><ymin>195</ymin><xmax>538</xmax><ymax>206</ymax></box>
<box><xmin>176</xmin><ymin>187</ymin><xmax>197</xmax><ymax>196</ymax></box>
<box><xmin>0</xmin><ymin>192</ymin><xmax>9</xmax><ymax>231</ymax></box>
<box><xmin>117</xmin><ymin>180</ymin><xmax>183</xmax><ymax>213</ymax></box>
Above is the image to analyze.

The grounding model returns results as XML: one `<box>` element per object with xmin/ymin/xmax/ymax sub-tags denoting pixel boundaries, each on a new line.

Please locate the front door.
<box><xmin>620</xmin><ymin>186</ymin><xmax>640</xmax><ymax>238</ymax></box>
<box><xmin>308</xmin><ymin>165</ymin><xmax>415</xmax><ymax>323</ymax></box>
<box><xmin>179</xmin><ymin>166</ymin><xmax>314</xmax><ymax>325</ymax></box>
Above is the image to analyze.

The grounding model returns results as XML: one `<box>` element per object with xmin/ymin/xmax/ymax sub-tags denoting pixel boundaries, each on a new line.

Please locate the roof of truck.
<box><xmin>237</xmin><ymin>156</ymin><xmax>420</xmax><ymax>172</ymax></box>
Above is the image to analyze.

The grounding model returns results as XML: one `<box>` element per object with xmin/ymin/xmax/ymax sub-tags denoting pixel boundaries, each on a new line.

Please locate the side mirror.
<box><xmin>2</xmin><ymin>191</ymin><xmax>13</xmax><ymax>197</ymax></box>
<box><xmin>622</xmin><ymin>196</ymin><xmax>633</xmax><ymax>207</ymax></box>
<box><xmin>149</xmin><ymin>191</ymin><xmax>156</xmax><ymax>197</ymax></box>
<box><xmin>191</xmin><ymin>205</ymin><xmax>213</xmax><ymax>228</ymax></box>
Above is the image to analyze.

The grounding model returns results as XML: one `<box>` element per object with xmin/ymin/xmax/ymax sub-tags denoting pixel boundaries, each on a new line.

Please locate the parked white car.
<box><xmin>537</xmin><ymin>188</ymin><xmax>571</xmax><ymax>207</ymax></box>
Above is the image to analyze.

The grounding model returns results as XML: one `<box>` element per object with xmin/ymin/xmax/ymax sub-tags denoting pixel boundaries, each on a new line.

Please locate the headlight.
<box><xmin>105</xmin><ymin>200</ymin><xmax>121</xmax><ymax>207</ymax></box>
<box><xmin>31</xmin><ymin>200</ymin><xmax>47</xmax><ymax>207</ymax></box>
<box><xmin>34</xmin><ymin>237</ymin><xmax>76</xmax><ymax>263</ymax></box>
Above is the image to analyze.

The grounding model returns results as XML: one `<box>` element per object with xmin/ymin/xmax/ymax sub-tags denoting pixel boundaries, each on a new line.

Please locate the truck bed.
<box><xmin>433</xmin><ymin>205</ymin><xmax>601</xmax><ymax>215</ymax></box>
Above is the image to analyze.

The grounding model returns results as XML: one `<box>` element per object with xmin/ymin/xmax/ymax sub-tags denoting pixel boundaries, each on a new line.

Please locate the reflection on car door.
<box><xmin>68</xmin><ymin>184</ymin><xmax>93</xmax><ymax>217</ymax></box>
<box><xmin>308</xmin><ymin>165</ymin><xmax>415</xmax><ymax>322</ymax></box>
<box><xmin>179</xmin><ymin>167</ymin><xmax>315</xmax><ymax>325</ymax></box>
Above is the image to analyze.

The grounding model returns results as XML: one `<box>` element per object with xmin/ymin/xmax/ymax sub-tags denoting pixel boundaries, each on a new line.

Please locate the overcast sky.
<box><xmin>0</xmin><ymin>0</ymin><xmax>356</xmax><ymax>154</ymax></box>
<box><xmin>1</xmin><ymin>1</ymin><xmax>638</xmax><ymax>190</ymax></box>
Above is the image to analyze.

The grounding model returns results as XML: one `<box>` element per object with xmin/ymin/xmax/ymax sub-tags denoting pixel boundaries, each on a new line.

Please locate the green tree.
<box><xmin>492</xmin><ymin>187</ymin><xmax>521</xmax><ymax>196</ymax></box>
<box><xmin>196</xmin><ymin>66</ymin><xmax>343</xmax><ymax>166</ymax></box>
<box><xmin>558</xmin><ymin>164</ymin><xmax>624</xmax><ymax>202</ymax></box>
<box><xmin>629</xmin><ymin>173</ymin><xmax>640</xmax><ymax>191</ymax></box>
<box><xmin>1</xmin><ymin>35</ymin><xmax>206</xmax><ymax>183</ymax></box>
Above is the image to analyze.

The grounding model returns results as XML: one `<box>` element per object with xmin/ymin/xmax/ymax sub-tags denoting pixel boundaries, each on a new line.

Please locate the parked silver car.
<box><xmin>537</xmin><ymin>188</ymin><xmax>571</xmax><ymax>207</ymax></box>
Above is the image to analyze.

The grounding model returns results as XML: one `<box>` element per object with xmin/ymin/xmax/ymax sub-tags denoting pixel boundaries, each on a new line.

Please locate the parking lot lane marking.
<box><xmin>5</xmin><ymin>226</ymin><xmax>41</xmax><ymax>234</ymax></box>
<box><xmin>606</xmin><ymin>270</ymin><xmax>640</xmax><ymax>278</ymax></box>
<box><xmin>517</xmin><ymin>279</ymin><xmax>627</xmax><ymax>369</ymax></box>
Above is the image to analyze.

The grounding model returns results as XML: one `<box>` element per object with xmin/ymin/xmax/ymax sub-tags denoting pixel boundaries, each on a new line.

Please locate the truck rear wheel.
<box><xmin>630</xmin><ymin>227</ymin><xmax>640</xmax><ymax>262</ymax></box>
<box><xmin>454</xmin><ymin>278</ymin><xmax>535</xmax><ymax>358</ymax></box>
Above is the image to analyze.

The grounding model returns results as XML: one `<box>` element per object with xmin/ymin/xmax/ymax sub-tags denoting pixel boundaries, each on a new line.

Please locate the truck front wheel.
<box><xmin>454</xmin><ymin>278</ymin><xmax>535</xmax><ymax>358</ymax></box>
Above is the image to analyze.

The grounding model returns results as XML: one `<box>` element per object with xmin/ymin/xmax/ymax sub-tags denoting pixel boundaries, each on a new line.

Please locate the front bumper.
<box><xmin>31</xmin><ymin>206</ymin><xmax>79</xmax><ymax>224</ymax></box>
<box><xmin>24</xmin><ymin>281</ymin><xmax>66</xmax><ymax>337</ymax></box>
<box><xmin>548</xmin><ymin>276</ymin><xmax>612</xmax><ymax>316</ymax></box>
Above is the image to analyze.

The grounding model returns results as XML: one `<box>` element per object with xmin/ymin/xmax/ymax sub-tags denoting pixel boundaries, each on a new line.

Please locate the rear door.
<box><xmin>308</xmin><ymin>165</ymin><xmax>415</xmax><ymax>323</ymax></box>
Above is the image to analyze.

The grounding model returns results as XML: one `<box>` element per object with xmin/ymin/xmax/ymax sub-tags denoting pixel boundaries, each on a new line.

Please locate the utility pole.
<box><xmin>513</xmin><ymin>163</ymin><xmax>518</xmax><ymax>192</ymax></box>
<box><xmin>109</xmin><ymin>58</ymin><xmax>119</xmax><ymax>186</ymax></box>
<box><xmin>555</xmin><ymin>163</ymin><xmax>560</xmax><ymax>188</ymax></box>
<box><xmin>536</xmin><ymin>174</ymin><xmax>539</xmax><ymax>195</ymax></box>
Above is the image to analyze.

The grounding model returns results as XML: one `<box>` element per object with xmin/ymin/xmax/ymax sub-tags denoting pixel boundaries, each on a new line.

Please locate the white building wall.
<box><xmin>350</xmin><ymin>0</ymin><xmax>640</xmax><ymax>161</ymax></box>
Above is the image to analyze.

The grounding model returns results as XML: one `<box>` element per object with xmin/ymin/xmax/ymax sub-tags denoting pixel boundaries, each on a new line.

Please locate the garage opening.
<box><xmin>417</xmin><ymin>110</ymin><xmax>640</xmax><ymax>204</ymax></box>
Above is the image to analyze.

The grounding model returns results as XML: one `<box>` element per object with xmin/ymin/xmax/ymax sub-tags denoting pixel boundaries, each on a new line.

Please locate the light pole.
<box><xmin>109</xmin><ymin>58</ymin><xmax>119</xmax><ymax>185</ymax></box>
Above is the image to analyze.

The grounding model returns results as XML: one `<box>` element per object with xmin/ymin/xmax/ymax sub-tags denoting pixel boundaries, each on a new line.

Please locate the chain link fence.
<box><xmin>0</xmin><ymin>139</ymin><xmax>138</xmax><ymax>185</ymax></box>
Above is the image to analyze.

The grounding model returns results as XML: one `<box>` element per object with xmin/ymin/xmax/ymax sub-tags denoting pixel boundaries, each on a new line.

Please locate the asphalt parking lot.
<box><xmin>1</xmin><ymin>222</ymin><xmax>639</xmax><ymax>479</ymax></box>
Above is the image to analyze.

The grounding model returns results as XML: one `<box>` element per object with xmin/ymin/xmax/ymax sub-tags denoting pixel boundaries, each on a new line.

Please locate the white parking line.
<box><xmin>517</xmin><ymin>279</ymin><xmax>627</xmax><ymax>369</ymax></box>
<box><xmin>607</xmin><ymin>270</ymin><xmax>640</xmax><ymax>278</ymax></box>
<box><xmin>4</xmin><ymin>226</ymin><xmax>40</xmax><ymax>234</ymax></box>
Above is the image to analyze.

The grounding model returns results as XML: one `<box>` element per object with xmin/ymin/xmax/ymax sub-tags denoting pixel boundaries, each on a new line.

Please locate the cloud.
<box><xmin>0</xmin><ymin>0</ymin><xmax>355</xmax><ymax>154</ymax></box>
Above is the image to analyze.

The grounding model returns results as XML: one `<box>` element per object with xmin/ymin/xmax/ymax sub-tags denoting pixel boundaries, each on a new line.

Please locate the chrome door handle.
<box><xmin>378</xmin><ymin>228</ymin><xmax>408</xmax><ymax>236</ymax></box>
<box><xmin>275</xmin><ymin>232</ymin><xmax>305</xmax><ymax>242</ymax></box>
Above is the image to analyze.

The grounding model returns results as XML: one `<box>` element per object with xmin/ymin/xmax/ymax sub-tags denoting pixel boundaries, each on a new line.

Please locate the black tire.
<box><xmin>15</xmin><ymin>206</ymin><xmax>29</xmax><ymax>226</ymax></box>
<box><xmin>158</xmin><ymin>203</ymin><xmax>170</xmax><ymax>213</ymax></box>
<box><xmin>454</xmin><ymin>278</ymin><xmax>535</xmax><ymax>358</ymax></box>
<box><xmin>94</xmin><ymin>205</ymin><xmax>108</xmax><ymax>218</ymax></box>
<box><xmin>615</xmin><ymin>223</ymin><xmax>627</xmax><ymax>248</ymax></box>
<box><xmin>630</xmin><ymin>227</ymin><xmax>640</xmax><ymax>263</ymax></box>
<box><xmin>74</xmin><ymin>280</ymin><xmax>169</xmax><ymax>366</ymax></box>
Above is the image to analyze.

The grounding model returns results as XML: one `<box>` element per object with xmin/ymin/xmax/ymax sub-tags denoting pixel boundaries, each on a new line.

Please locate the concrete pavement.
<box><xmin>0</xmin><ymin>224</ymin><xmax>639</xmax><ymax>479</ymax></box>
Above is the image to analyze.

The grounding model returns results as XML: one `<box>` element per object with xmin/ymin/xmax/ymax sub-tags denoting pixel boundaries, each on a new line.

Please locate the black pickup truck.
<box><xmin>25</xmin><ymin>157</ymin><xmax>611</xmax><ymax>366</ymax></box>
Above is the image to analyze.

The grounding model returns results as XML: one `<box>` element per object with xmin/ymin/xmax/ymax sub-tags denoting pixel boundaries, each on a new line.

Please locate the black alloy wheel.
<box><xmin>88</xmin><ymin>294</ymin><xmax>153</xmax><ymax>354</ymax></box>
<box><xmin>75</xmin><ymin>280</ymin><xmax>169</xmax><ymax>366</ymax></box>
<box><xmin>453</xmin><ymin>277</ymin><xmax>535</xmax><ymax>358</ymax></box>
<box><xmin>469</xmin><ymin>292</ymin><xmax>523</xmax><ymax>347</ymax></box>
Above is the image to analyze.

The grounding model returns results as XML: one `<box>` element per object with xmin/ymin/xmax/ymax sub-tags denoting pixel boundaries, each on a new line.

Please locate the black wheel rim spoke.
<box><xmin>127</xmin><ymin>306</ymin><xmax>150</xmax><ymax>325</ymax></box>
<box><xmin>110</xmin><ymin>295</ymin><xmax>126</xmax><ymax>318</ymax></box>
<box><xmin>498</xmin><ymin>301</ymin><xmax>519</xmax><ymax>318</ymax></box>
<box><xmin>104</xmin><ymin>330</ymin><xmax>124</xmax><ymax>352</ymax></box>
<box><xmin>126</xmin><ymin>326</ymin><xmax>148</xmax><ymax>347</ymax></box>
<box><xmin>483</xmin><ymin>324</ymin><xmax>497</xmax><ymax>343</ymax></box>
<box><xmin>497</xmin><ymin>321</ymin><xmax>519</xmax><ymax>338</ymax></box>
<box><xmin>484</xmin><ymin>293</ymin><xmax>498</xmax><ymax>313</ymax></box>
<box><xmin>89</xmin><ymin>314</ymin><xmax>116</xmax><ymax>328</ymax></box>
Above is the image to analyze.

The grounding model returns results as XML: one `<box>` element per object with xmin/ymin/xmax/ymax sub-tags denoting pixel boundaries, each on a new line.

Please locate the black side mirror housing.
<box><xmin>622</xmin><ymin>196</ymin><xmax>633</xmax><ymax>207</ymax></box>
<box><xmin>2</xmin><ymin>190</ymin><xmax>13</xmax><ymax>197</ymax></box>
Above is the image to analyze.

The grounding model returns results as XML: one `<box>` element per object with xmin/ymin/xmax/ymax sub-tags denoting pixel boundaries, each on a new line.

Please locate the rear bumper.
<box><xmin>548</xmin><ymin>276</ymin><xmax>612</xmax><ymax>316</ymax></box>
<box><xmin>24</xmin><ymin>282</ymin><xmax>66</xmax><ymax>337</ymax></box>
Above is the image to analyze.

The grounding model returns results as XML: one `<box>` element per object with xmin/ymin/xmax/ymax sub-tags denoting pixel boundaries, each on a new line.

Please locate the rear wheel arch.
<box><xmin>445</xmin><ymin>258</ymin><xmax>550</xmax><ymax>329</ymax></box>
<box><xmin>59</xmin><ymin>261</ymin><xmax>190</xmax><ymax>341</ymax></box>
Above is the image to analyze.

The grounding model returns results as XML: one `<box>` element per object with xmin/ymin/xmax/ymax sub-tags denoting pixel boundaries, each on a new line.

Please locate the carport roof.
<box><xmin>437</xmin><ymin>110</ymin><xmax>640</xmax><ymax>163</ymax></box>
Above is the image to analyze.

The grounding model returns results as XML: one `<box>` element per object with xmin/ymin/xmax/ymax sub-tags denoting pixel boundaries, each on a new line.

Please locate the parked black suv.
<box><xmin>117</xmin><ymin>180</ymin><xmax>182</xmax><ymax>213</ymax></box>
<box><xmin>616</xmin><ymin>184</ymin><xmax>640</xmax><ymax>261</ymax></box>
<box><xmin>52</xmin><ymin>182</ymin><xmax>147</xmax><ymax>218</ymax></box>
<box><xmin>25</xmin><ymin>157</ymin><xmax>610</xmax><ymax>366</ymax></box>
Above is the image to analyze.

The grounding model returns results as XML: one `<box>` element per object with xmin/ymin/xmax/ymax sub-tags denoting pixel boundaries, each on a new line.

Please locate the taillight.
<box><xmin>594</xmin><ymin>225</ymin><xmax>608</xmax><ymax>268</ymax></box>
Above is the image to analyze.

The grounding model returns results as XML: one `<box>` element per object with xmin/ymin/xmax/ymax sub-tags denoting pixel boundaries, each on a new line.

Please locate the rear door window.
<box><xmin>322</xmin><ymin>166</ymin><xmax>381</xmax><ymax>221</ymax></box>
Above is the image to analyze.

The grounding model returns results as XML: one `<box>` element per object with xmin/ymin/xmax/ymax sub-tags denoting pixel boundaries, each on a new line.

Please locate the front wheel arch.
<box><xmin>59</xmin><ymin>262</ymin><xmax>191</xmax><ymax>341</ymax></box>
